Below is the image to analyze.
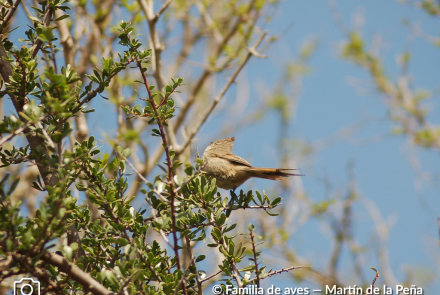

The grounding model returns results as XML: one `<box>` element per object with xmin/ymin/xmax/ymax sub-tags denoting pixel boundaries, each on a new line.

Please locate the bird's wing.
<box><xmin>206</xmin><ymin>137</ymin><xmax>236</xmax><ymax>154</ymax></box>
<box><xmin>217</xmin><ymin>153</ymin><xmax>252</xmax><ymax>167</ymax></box>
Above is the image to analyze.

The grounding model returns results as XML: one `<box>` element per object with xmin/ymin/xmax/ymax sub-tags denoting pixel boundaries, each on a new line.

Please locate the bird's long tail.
<box><xmin>247</xmin><ymin>168</ymin><xmax>302</xmax><ymax>180</ymax></box>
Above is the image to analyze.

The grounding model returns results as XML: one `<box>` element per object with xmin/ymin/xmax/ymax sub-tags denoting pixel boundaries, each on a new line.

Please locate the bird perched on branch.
<box><xmin>202</xmin><ymin>137</ymin><xmax>301</xmax><ymax>191</ymax></box>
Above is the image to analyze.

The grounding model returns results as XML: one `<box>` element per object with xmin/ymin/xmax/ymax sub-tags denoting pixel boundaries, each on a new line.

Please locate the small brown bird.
<box><xmin>202</xmin><ymin>137</ymin><xmax>301</xmax><ymax>191</ymax></box>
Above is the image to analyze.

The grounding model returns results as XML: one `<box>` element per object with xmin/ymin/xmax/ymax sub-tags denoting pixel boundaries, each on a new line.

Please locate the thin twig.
<box><xmin>246</xmin><ymin>266</ymin><xmax>311</xmax><ymax>284</ymax></box>
<box><xmin>117</xmin><ymin>270</ymin><xmax>140</xmax><ymax>295</ymax></box>
<box><xmin>135</xmin><ymin>57</ymin><xmax>186</xmax><ymax>294</ymax></box>
<box><xmin>36</xmin><ymin>121</ymin><xmax>56</xmax><ymax>149</ymax></box>
<box><xmin>200</xmin><ymin>270</ymin><xmax>222</xmax><ymax>283</ymax></box>
<box><xmin>152</xmin><ymin>0</ymin><xmax>173</xmax><ymax>23</ymax></box>
<box><xmin>249</xmin><ymin>228</ymin><xmax>260</xmax><ymax>288</ymax></box>
<box><xmin>0</xmin><ymin>114</ymin><xmax>48</xmax><ymax>146</ymax></box>
<box><xmin>0</xmin><ymin>124</ymin><xmax>28</xmax><ymax>146</ymax></box>
<box><xmin>370</xmin><ymin>268</ymin><xmax>380</xmax><ymax>289</ymax></box>
<box><xmin>226</xmin><ymin>204</ymin><xmax>282</xmax><ymax>210</ymax></box>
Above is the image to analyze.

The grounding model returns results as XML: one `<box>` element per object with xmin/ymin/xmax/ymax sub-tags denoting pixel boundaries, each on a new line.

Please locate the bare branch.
<box><xmin>200</xmin><ymin>270</ymin><xmax>222</xmax><ymax>283</ymax></box>
<box><xmin>172</xmin><ymin>6</ymin><xmax>246</xmax><ymax>131</ymax></box>
<box><xmin>248</xmin><ymin>266</ymin><xmax>311</xmax><ymax>284</ymax></box>
<box><xmin>152</xmin><ymin>0</ymin><xmax>174</xmax><ymax>23</ymax></box>
<box><xmin>0</xmin><ymin>120</ymin><xmax>36</xmax><ymax>146</ymax></box>
<box><xmin>40</xmin><ymin>251</ymin><xmax>112</xmax><ymax>295</ymax></box>
<box><xmin>176</xmin><ymin>31</ymin><xmax>267</xmax><ymax>156</ymax></box>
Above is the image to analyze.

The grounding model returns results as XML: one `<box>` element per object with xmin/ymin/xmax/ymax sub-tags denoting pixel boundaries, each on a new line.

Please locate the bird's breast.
<box><xmin>202</xmin><ymin>156</ymin><xmax>251</xmax><ymax>190</ymax></box>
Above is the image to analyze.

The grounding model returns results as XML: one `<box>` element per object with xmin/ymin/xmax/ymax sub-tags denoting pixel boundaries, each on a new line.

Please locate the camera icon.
<box><xmin>13</xmin><ymin>278</ymin><xmax>40</xmax><ymax>295</ymax></box>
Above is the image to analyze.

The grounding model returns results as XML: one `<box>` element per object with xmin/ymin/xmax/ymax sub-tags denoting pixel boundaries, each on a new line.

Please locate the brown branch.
<box><xmin>136</xmin><ymin>57</ymin><xmax>182</xmax><ymax>264</ymax></box>
<box><xmin>133</xmin><ymin>46</ymin><xmax>186</xmax><ymax>293</ymax></box>
<box><xmin>129</xmin><ymin>0</ymin><xmax>176</xmax><ymax>185</ymax></box>
<box><xmin>0</xmin><ymin>0</ymin><xmax>21</xmax><ymax>34</ymax></box>
<box><xmin>40</xmin><ymin>251</ymin><xmax>112</xmax><ymax>295</ymax></box>
<box><xmin>370</xmin><ymin>267</ymin><xmax>380</xmax><ymax>289</ymax></box>
<box><xmin>117</xmin><ymin>270</ymin><xmax>139</xmax><ymax>295</ymax></box>
<box><xmin>11</xmin><ymin>253</ymin><xmax>63</xmax><ymax>294</ymax></box>
<box><xmin>200</xmin><ymin>270</ymin><xmax>222</xmax><ymax>283</ymax></box>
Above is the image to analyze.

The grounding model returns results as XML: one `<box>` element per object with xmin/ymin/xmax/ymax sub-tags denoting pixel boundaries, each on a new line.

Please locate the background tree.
<box><xmin>0</xmin><ymin>0</ymin><xmax>438</xmax><ymax>294</ymax></box>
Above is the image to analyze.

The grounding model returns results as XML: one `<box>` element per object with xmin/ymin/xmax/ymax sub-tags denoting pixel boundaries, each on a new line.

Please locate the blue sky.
<box><xmin>187</xmin><ymin>0</ymin><xmax>440</xmax><ymax>291</ymax></box>
<box><xmin>231</xmin><ymin>0</ymin><xmax>440</xmax><ymax>291</ymax></box>
<box><xmin>4</xmin><ymin>0</ymin><xmax>440</xmax><ymax>292</ymax></box>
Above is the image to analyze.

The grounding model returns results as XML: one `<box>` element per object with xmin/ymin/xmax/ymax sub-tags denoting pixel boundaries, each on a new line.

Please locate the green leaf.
<box><xmin>224</xmin><ymin>224</ymin><xmax>236</xmax><ymax>233</ymax></box>
<box><xmin>256</xmin><ymin>191</ymin><xmax>263</xmax><ymax>204</ymax></box>
<box><xmin>240</xmin><ymin>265</ymin><xmax>255</xmax><ymax>272</ymax></box>
<box><xmin>55</xmin><ymin>14</ymin><xmax>70</xmax><ymax>21</ymax></box>
<box><xmin>271</xmin><ymin>197</ymin><xmax>282</xmax><ymax>207</ymax></box>
<box><xmin>75</xmin><ymin>182</ymin><xmax>87</xmax><ymax>191</ymax></box>
<box><xmin>81</xmin><ymin>108</ymin><xmax>95</xmax><ymax>113</ymax></box>
<box><xmin>119</xmin><ymin>160</ymin><xmax>126</xmax><ymax>173</ymax></box>
<box><xmin>264</xmin><ymin>210</ymin><xmax>279</xmax><ymax>216</ymax></box>
<box><xmin>184</xmin><ymin>165</ymin><xmax>193</xmax><ymax>175</ymax></box>
<box><xmin>122</xmin><ymin>148</ymin><xmax>131</xmax><ymax>157</ymax></box>
<box><xmin>88</xmin><ymin>136</ymin><xmax>95</xmax><ymax>149</ymax></box>
<box><xmin>117</xmin><ymin>237</ymin><xmax>129</xmax><ymax>246</ymax></box>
